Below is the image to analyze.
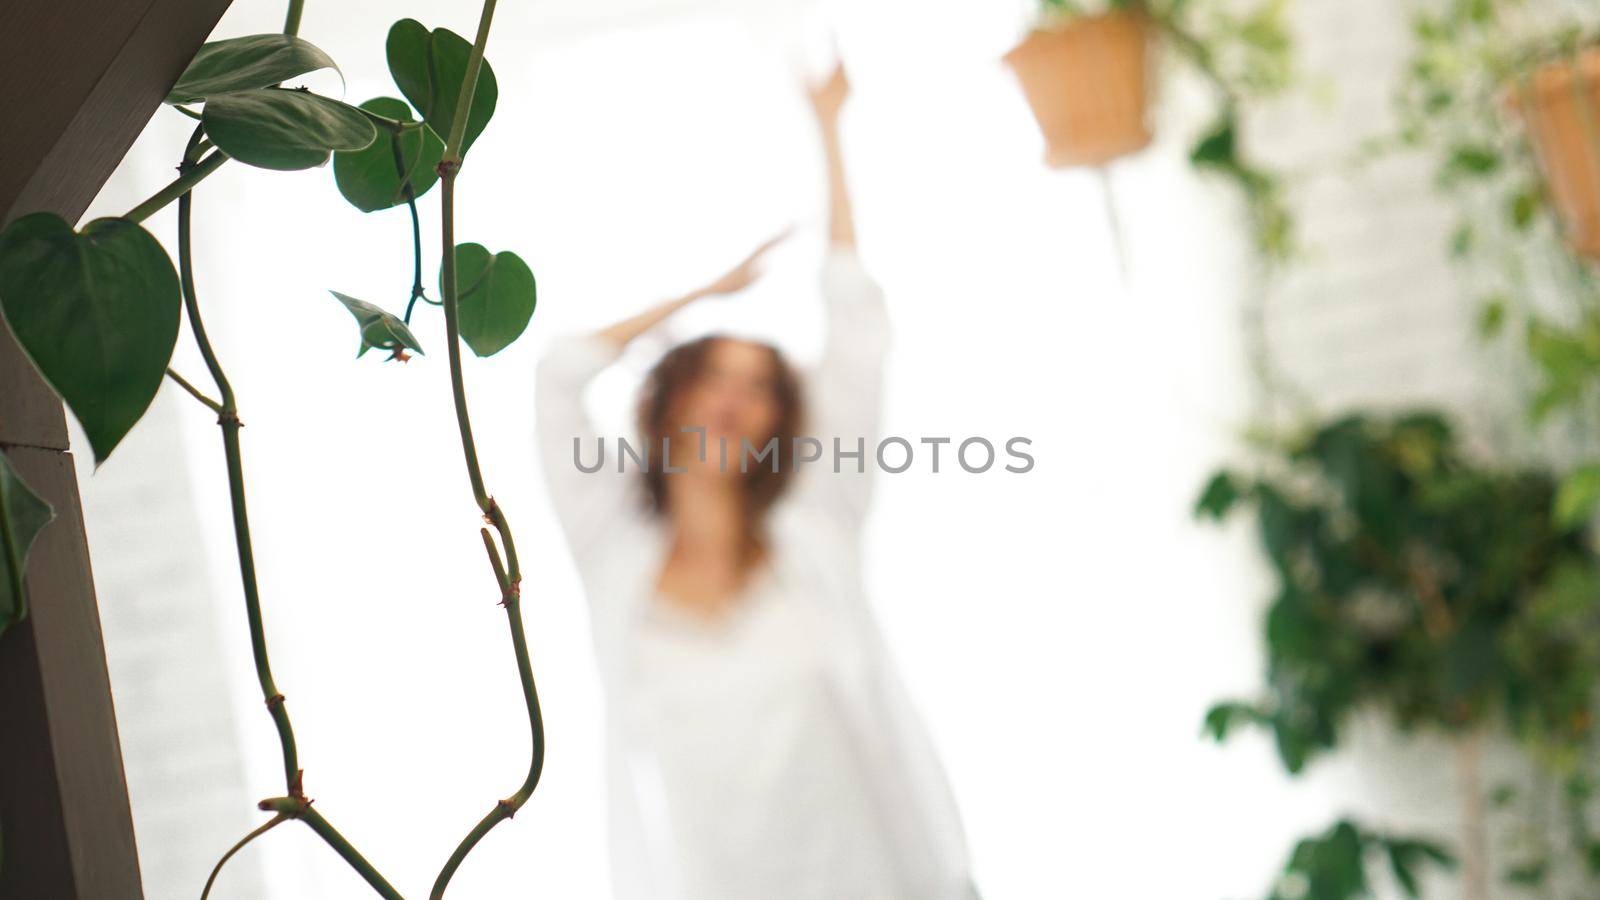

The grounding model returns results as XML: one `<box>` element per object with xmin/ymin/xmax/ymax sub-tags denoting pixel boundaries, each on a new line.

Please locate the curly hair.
<box><xmin>636</xmin><ymin>335</ymin><xmax>805</xmax><ymax>518</ymax></box>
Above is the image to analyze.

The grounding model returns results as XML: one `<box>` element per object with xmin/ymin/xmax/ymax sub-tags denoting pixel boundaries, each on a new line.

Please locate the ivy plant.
<box><xmin>1035</xmin><ymin>0</ymin><xmax>1297</xmax><ymax>259</ymax></box>
<box><xmin>1380</xmin><ymin>0</ymin><xmax>1600</xmax><ymax>515</ymax></box>
<box><xmin>1199</xmin><ymin>411</ymin><xmax>1600</xmax><ymax>896</ymax></box>
<box><xmin>0</xmin><ymin>0</ymin><xmax>543</xmax><ymax>896</ymax></box>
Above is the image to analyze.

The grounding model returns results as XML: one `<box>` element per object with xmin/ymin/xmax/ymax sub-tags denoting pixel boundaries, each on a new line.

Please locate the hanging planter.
<box><xmin>1004</xmin><ymin>10</ymin><xmax>1154</xmax><ymax>169</ymax></box>
<box><xmin>1507</xmin><ymin>47</ymin><xmax>1600</xmax><ymax>259</ymax></box>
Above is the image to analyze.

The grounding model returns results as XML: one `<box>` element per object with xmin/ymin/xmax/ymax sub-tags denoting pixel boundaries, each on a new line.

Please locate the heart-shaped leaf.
<box><xmin>1555</xmin><ymin>464</ymin><xmax>1600</xmax><ymax>529</ymax></box>
<box><xmin>0</xmin><ymin>213</ymin><xmax>181</xmax><ymax>463</ymax></box>
<box><xmin>333</xmin><ymin>97</ymin><xmax>443</xmax><ymax>212</ymax></box>
<box><xmin>168</xmin><ymin>33</ymin><xmax>341</xmax><ymax>104</ymax></box>
<box><xmin>0</xmin><ymin>449</ymin><xmax>53</xmax><ymax>640</ymax></box>
<box><xmin>330</xmin><ymin>291</ymin><xmax>424</xmax><ymax>359</ymax></box>
<box><xmin>203</xmin><ymin>88</ymin><xmax>377</xmax><ymax>171</ymax></box>
<box><xmin>445</xmin><ymin>244</ymin><xmax>536</xmax><ymax>357</ymax></box>
<box><xmin>386</xmin><ymin>19</ymin><xmax>498</xmax><ymax>156</ymax></box>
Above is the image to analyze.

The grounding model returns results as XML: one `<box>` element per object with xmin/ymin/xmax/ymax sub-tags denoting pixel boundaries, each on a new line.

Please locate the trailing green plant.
<box><xmin>1199</xmin><ymin>410</ymin><xmax>1600</xmax><ymax>896</ymax></box>
<box><xmin>0</xmin><ymin>0</ymin><xmax>543</xmax><ymax>895</ymax></box>
<box><xmin>1381</xmin><ymin>0</ymin><xmax>1600</xmax><ymax>504</ymax></box>
<box><xmin>1034</xmin><ymin>0</ymin><xmax>1297</xmax><ymax>258</ymax></box>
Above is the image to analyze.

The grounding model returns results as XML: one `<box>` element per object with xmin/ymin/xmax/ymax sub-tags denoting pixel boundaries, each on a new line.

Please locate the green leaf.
<box><xmin>1506</xmin><ymin>859</ymin><xmax>1548</xmax><ymax>887</ymax></box>
<box><xmin>1383</xmin><ymin>838</ymin><xmax>1456</xmax><ymax>898</ymax></box>
<box><xmin>1195</xmin><ymin>470</ymin><xmax>1242</xmax><ymax>520</ymax></box>
<box><xmin>333</xmin><ymin>97</ymin><xmax>443</xmax><ymax>212</ymax></box>
<box><xmin>1387</xmin><ymin>844</ymin><xmax>1420</xmax><ymax>897</ymax></box>
<box><xmin>0</xmin><ymin>450</ymin><xmax>53</xmax><ymax>640</ymax></box>
<box><xmin>446</xmin><ymin>244</ymin><xmax>536</xmax><ymax>357</ymax></box>
<box><xmin>386</xmin><ymin>19</ymin><xmax>498</xmax><ymax>155</ymax></box>
<box><xmin>1509</xmin><ymin>187</ymin><xmax>1540</xmax><ymax>230</ymax></box>
<box><xmin>202</xmin><ymin>88</ymin><xmax>376</xmax><ymax>171</ymax></box>
<box><xmin>1190</xmin><ymin>114</ymin><xmax>1239</xmax><ymax>169</ymax></box>
<box><xmin>329</xmin><ymin>291</ymin><xmax>423</xmax><ymax>359</ymax></box>
<box><xmin>168</xmin><ymin>33</ymin><xmax>341</xmax><ymax>104</ymax></box>
<box><xmin>0</xmin><ymin>213</ymin><xmax>180</xmax><ymax>463</ymax></box>
<box><xmin>1442</xmin><ymin>145</ymin><xmax>1500</xmax><ymax>181</ymax></box>
<box><xmin>1201</xmin><ymin>700</ymin><xmax>1269</xmax><ymax>742</ymax></box>
<box><xmin>1278</xmin><ymin>820</ymin><xmax>1370</xmax><ymax>900</ymax></box>
<box><xmin>1476</xmin><ymin>296</ymin><xmax>1505</xmax><ymax>339</ymax></box>
<box><xmin>1554</xmin><ymin>464</ymin><xmax>1600</xmax><ymax>529</ymax></box>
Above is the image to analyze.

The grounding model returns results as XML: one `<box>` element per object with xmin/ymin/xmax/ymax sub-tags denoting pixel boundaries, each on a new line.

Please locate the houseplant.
<box><xmin>1199</xmin><ymin>410</ymin><xmax>1600</xmax><ymax>897</ymax></box>
<box><xmin>1384</xmin><ymin>3</ymin><xmax>1600</xmax><ymax>439</ymax></box>
<box><xmin>1005</xmin><ymin>0</ymin><xmax>1296</xmax><ymax>258</ymax></box>
<box><xmin>0</xmin><ymin>0</ymin><xmax>544</xmax><ymax>895</ymax></box>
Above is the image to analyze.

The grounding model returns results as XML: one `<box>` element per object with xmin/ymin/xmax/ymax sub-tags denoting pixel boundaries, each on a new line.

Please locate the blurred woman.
<box><xmin>536</xmin><ymin>65</ymin><xmax>976</xmax><ymax>900</ymax></box>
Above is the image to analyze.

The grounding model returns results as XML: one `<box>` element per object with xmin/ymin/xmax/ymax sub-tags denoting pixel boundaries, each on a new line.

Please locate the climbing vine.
<box><xmin>0</xmin><ymin>0</ymin><xmax>543</xmax><ymax>895</ymax></box>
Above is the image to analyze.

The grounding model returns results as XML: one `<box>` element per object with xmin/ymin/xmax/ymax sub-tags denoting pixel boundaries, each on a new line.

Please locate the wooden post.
<box><xmin>0</xmin><ymin>1</ymin><xmax>232</xmax><ymax>897</ymax></box>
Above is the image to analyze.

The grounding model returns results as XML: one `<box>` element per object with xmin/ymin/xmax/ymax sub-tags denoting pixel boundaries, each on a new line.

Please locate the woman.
<box><xmin>536</xmin><ymin>66</ymin><xmax>976</xmax><ymax>900</ymax></box>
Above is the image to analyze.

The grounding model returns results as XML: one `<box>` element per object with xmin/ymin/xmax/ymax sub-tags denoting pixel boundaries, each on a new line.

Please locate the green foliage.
<box><xmin>386</xmin><ymin>19</ymin><xmax>499</xmax><ymax>157</ymax></box>
<box><xmin>1386</xmin><ymin>1</ymin><xmax>1600</xmax><ymax>439</ymax></box>
<box><xmin>447</xmin><ymin>244</ymin><xmax>536</xmax><ymax>357</ymax></box>
<box><xmin>1202</xmin><ymin>410</ymin><xmax>1600</xmax><ymax>896</ymax></box>
<box><xmin>334</xmin><ymin>97</ymin><xmax>443</xmax><ymax>212</ymax></box>
<box><xmin>164</xmin><ymin>33</ymin><xmax>378</xmax><ymax>172</ymax></box>
<box><xmin>1555</xmin><ymin>464</ymin><xmax>1600</xmax><ymax>529</ymax></box>
<box><xmin>0</xmin><ymin>4</ymin><xmax>542</xmax><ymax>893</ymax></box>
<box><xmin>0</xmin><ymin>213</ymin><xmax>181</xmax><ymax>463</ymax></box>
<box><xmin>1264</xmin><ymin>820</ymin><xmax>1454</xmax><ymax>900</ymax></box>
<box><xmin>1200</xmin><ymin>411</ymin><xmax>1600</xmax><ymax>771</ymax></box>
<box><xmin>201</xmin><ymin>88</ymin><xmax>376</xmax><ymax>171</ymax></box>
<box><xmin>166</xmin><ymin>33</ymin><xmax>339</xmax><ymax>104</ymax></box>
<box><xmin>1525</xmin><ymin>314</ymin><xmax>1600</xmax><ymax>424</ymax></box>
<box><xmin>0</xmin><ymin>23</ymin><xmax>534</xmax><ymax>464</ymax></box>
<box><xmin>0</xmin><ymin>450</ymin><xmax>53</xmax><ymax>641</ymax></box>
<box><xmin>329</xmin><ymin>291</ymin><xmax>424</xmax><ymax>360</ymax></box>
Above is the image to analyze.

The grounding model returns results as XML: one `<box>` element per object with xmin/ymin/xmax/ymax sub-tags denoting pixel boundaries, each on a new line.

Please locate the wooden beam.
<box><xmin>0</xmin><ymin>0</ymin><xmax>233</xmax><ymax>896</ymax></box>
<box><xmin>0</xmin><ymin>1</ymin><xmax>234</xmax><ymax>225</ymax></box>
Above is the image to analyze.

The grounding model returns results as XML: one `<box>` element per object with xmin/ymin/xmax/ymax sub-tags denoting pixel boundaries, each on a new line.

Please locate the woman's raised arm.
<box><xmin>797</xmin><ymin>63</ymin><xmax>892</xmax><ymax>530</ymax></box>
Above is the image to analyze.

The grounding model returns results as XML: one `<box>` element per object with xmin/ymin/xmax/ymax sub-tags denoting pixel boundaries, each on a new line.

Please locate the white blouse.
<box><xmin>535</xmin><ymin>250</ymin><xmax>977</xmax><ymax>900</ymax></box>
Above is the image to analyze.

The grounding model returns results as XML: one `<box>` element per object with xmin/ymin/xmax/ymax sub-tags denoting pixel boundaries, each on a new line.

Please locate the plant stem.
<box><xmin>282</xmin><ymin>0</ymin><xmax>305</xmax><ymax>37</ymax></box>
<box><xmin>177</xmin><ymin>175</ymin><xmax>303</xmax><ymax>792</ymax></box>
<box><xmin>178</xmin><ymin>139</ymin><xmax>401</xmax><ymax>899</ymax></box>
<box><xmin>404</xmin><ymin>190</ymin><xmax>426</xmax><ymax>321</ymax></box>
<box><xmin>165</xmin><ymin>367</ymin><xmax>224</xmax><ymax>413</ymax></box>
<box><xmin>429</xmin><ymin>163</ymin><xmax>546</xmax><ymax>900</ymax></box>
<box><xmin>125</xmin><ymin>151</ymin><xmax>227</xmax><ymax>224</ymax></box>
<box><xmin>387</xmin><ymin>132</ymin><xmax>428</xmax><ymax>324</ymax></box>
<box><xmin>429</xmin><ymin>3</ymin><xmax>546</xmax><ymax>894</ymax></box>
<box><xmin>202</xmin><ymin>814</ymin><xmax>287</xmax><ymax>900</ymax></box>
<box><xmin>441</xmin><ymin>0</ymin><xmax>499</xmax><ymax>165</ymax></box>
<box><xmin>303</xmin><ymin>807</ymin><xmax>406</xmax><ymax>899</ymax></box>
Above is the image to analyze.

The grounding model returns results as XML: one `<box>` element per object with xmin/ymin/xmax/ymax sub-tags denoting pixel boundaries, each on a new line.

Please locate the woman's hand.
<box><xmin>807</xmin><ymin>63</ymin><xmax>850</xmax><ymax>131</ymax></box>
<box><xmin>808</xmin><ymin>62</ymin><xmax>856</xmax><ymax>248</ymax></box>
<box><xmin>595</xmin><ymin>231</ymin><xmax>791</xmax><ymax>349</ymax></box>
<box><xmin>695</xmin><ymin>230</ymin><xmax>791</xmax><ymax>299</ymax></box>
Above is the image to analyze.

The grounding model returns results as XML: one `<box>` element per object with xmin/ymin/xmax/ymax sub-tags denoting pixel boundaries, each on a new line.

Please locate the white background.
<box><xmin>77</xmin><ymin>0</ymin><xmax>1493</xmax><ymax>897</ymax></box>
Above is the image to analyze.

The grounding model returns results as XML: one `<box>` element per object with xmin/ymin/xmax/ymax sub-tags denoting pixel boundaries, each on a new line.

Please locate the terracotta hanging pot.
<box><xmin>1004</xmin><ymin>10</ymin><xmax>1154</xmax><ymax>169</ymax></box>
<box><xmin>1507</xmin><ymin>47</ymin><xmax>1600</xmax><ymax>259</ymax></box>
